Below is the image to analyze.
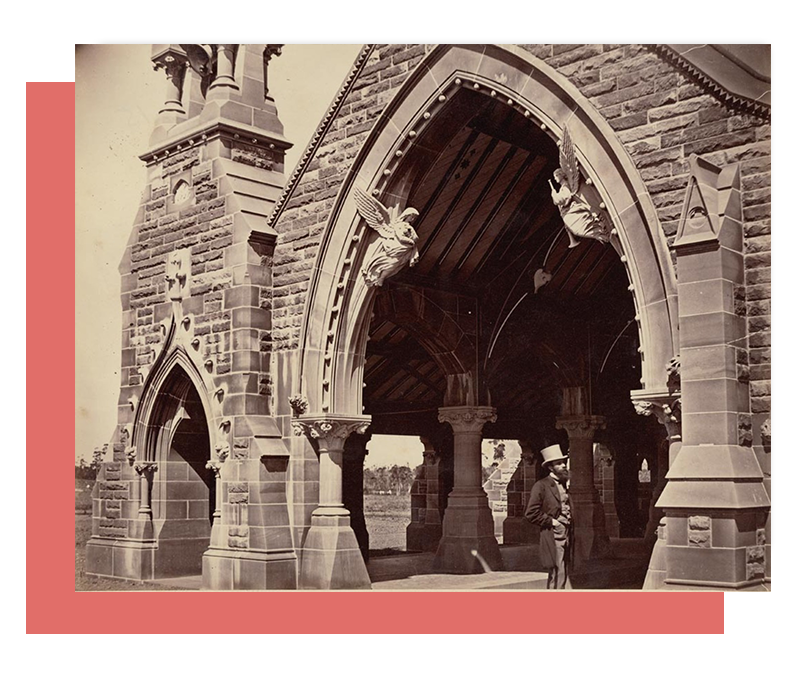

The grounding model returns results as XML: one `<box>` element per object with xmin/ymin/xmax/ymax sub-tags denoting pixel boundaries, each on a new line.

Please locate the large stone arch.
<box><xmin>298</xmin><ymin>42</ymin><xmax>678</xmax><ymax>420</ymax></box>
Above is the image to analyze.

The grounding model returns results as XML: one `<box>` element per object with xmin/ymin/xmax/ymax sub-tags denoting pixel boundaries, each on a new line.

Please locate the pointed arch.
<box><xmin>298</xmin><ymin>44</ymin><xmax>679</xmax><ymax>418</ymax></box>
<box><xmin>134</xmin><ymin>343</ymin><xmax>216</xmax><ymax>464</ymax></box>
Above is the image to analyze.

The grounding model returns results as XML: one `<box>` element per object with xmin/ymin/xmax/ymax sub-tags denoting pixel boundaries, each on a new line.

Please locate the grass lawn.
<box><xmin>364</xmin><ymin>494</ymin><xmax>411</xmax><ymax>554</ymax></box>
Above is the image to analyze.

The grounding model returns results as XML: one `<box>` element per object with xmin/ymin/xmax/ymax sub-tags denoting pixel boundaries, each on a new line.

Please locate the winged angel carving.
<box><xmin>354</xmin><ymin>187</ymin><xmax>420</xmax><ymax>288</ymax></box>
<box><xmin>549</xmin><ymin>127</ymin><xmax>612</xmax><ymax>248</ymax></box>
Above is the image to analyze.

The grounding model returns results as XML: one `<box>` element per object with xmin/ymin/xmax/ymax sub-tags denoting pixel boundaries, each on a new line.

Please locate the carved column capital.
<box><xmin>632</xmin><ymin>392</ymin><xmax>682</xmax><ymax>441</ymax></box>
<box><xmin>438</xmin><ymin>406</ymin><xmax>497</xmax><ymax>433</ymax></box>
<box><xmin>556</xmin><ymin>415</ymin><xmax>606</xmax><ymax>440</ymax></box>
<box><xmin>293</xmin><ymin>414</ymin><xmax>371</xmax><ymax>451</ymax></box>
<box><xmin>422</xmin><ymin>450</ymin><xmax>439</xmax><ymax>466</ymax></box>
<box><xmin>519</xmin><ymin>439</ymin><xmax>536</xmax><ymax>467</ymax></box>
<box><xmin>206</xmin><ymin>460</ymin><xmax>223</xmax><ymax>476</ymax></box>
<box><xmin>133</xmin><ymin>462</ymin><xmax>158</xmax><ymax>476</ymax></box>
<box><xmin>153</xmin><ymin>51</ymin><xmax>188</xmax><ymax>79</ymax></box>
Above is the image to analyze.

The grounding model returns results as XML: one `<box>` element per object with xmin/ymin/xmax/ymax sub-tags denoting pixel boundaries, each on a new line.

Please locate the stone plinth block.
<box><xmin>664</xmin><ymin>546</ymin><xmax>761</xmax><ymax>589</ymax></box>
<box><xmin>298</xmin><ymin>514</ymin><xmax>371</xmax><ymax>589</ymax></box>
<box><xmin>85</xmin><ymin>538</ymin><xmax>157</xmax><ymax>580</ymax></box>
<box><xmin>202</xmin><ymin>548</ymin><xmax>297</xmax><ymax>590</ymax></box>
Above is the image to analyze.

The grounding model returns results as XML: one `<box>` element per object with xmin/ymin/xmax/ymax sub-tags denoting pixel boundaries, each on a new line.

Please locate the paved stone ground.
<box><xmin>77</xmin><ymin>508</ymin><xmax>649</xmax><ymax>590</ymax></box>
<box><xmin>372</xmin><ymin>571</ymin><xmax>549</xmax><ymax>590</ymax></box>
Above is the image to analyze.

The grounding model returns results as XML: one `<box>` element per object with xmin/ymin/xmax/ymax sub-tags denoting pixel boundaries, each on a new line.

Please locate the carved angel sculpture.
<box><xmin>354</xmin><ymin>187</ymin><xmax>420</xmax><ymax>288</ymax></box>
<box><xmin>549</xmin><ymin>126</ymin><xmax>612</xmax><ymax>248</ymax></box>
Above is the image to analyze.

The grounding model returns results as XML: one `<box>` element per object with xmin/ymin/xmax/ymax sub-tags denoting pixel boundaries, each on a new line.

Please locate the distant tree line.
<box><xmin>363</xmin><ymin>465</ymin><xmax>420</xmax><ymax>495</ymax></box>
<box><xmin>75</xmin><ymin>444</ymin><xmax>108</xmax><ymax>480</ymax></box>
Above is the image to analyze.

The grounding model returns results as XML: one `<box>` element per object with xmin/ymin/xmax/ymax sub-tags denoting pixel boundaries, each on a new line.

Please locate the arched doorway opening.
<box><xmin>145</xmin><ymin>364</ymin><xmax>214</xmax><ymax>578</ymax></box>
<box><xmin>297</xmin><ymin>44</ymin><xmax>678</xmax><ymax>586</ymax></box>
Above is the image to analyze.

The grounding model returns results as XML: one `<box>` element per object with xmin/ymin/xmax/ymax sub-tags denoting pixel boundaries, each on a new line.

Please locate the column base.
<box><xmin>202</xmin><ymin>548</ymin><xmax>297</xmax><ymax>590</ymax></box>
<box><xmin>299</xmin><ymin>513</ymin><xmax>371</xmax><ymax>589</ymax></box>
<box><xmin>432</xmin><ymin>491</ymin><xmax>504</xmax><ymax>574</ymax></box>
<box><xmin>642</xmin><ymin>529</ymin><xmax>667</xmax><ymax>590</ymax></box>
<box><xmin>570</xmin><ymin>495</ymin><xmax>613</xmax><ymax>568</ymax></box>
<box><xmin>207</xmin><ymin>79</ymin><xmax>240</xmax><ymax>97</ymax></box>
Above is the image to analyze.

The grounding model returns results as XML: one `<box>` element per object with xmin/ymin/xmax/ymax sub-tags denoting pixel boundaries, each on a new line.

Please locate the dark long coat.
<box><xmin>524</xmin><ymin>475</ymin><xmax>571</xmax><ymax>570</ymax></box>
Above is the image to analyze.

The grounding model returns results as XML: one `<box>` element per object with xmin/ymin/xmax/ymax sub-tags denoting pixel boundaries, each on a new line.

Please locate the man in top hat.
<box><xmin>524</xmin><ymin>444</ymin><xmax>572</xmax><ymax>589</ymax></box>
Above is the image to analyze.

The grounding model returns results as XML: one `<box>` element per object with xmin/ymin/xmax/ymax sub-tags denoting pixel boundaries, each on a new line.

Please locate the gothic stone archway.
<box><xmin>291</xmin><ymin>44</ymin><xmax>678</xmax><ymax>587</ymax></box>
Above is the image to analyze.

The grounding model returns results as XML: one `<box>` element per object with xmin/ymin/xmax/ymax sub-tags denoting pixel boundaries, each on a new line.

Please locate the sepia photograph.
<box><xmin>74</xmin><ymin>43</ymin><xmax>771</xmax><ymax>594</ymax></box>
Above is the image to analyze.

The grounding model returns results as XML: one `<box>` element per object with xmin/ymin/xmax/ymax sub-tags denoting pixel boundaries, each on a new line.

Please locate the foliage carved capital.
<box><xmin>556</xmin><ymin>415</ymin><xmax>606</xmax><ymax>440</ymax></box>
<box><xmin>438</xmin><ymin>406</ymin><xmax>497</xmax><ymax>433</ymax></box>
<box><xmin>293</xmin><ymin>414</ymin><xmax>371</xmax><ymax>451</ymax></box>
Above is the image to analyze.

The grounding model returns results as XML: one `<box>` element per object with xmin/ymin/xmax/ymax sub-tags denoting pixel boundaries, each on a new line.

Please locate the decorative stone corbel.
<box><xmin>165</xmin><ymin>248</ymin><xmax>191</xmax><ymax>303</ymax></box>
<box><xmin>666</xmin><ymin>355</ymin><xmax>681</xmax><ymax>393</ymax></box>
<box><xmin>289</xmin><ymin>394</ymin><xmax>309</xmax><ymax>416</ymax></box>
<box><xmin>125</xmin><ymin>445</ymin><xmax>137</xmax><ymax>466</ymax></box>
<box><xmin>633</xmin><ymin>397</ymin><xmax>682</xmax><ymax>442</ymax></box>
<box><xmin>215</xmin><ymin>418</ymin><xmax>231</xmax><ymax>462</ymax></box>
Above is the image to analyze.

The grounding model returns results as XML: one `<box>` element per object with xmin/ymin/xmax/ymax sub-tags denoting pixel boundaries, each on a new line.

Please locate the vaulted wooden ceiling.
<box><xmin>364</xmin><ymin>88</ymin><xmax>638</xmax><ymax>436</ymax></box>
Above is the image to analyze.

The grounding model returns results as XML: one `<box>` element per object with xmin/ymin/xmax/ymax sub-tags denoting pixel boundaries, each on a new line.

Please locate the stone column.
<box><xmin>342</xmin><ymin>432</ymin><xmax>370</xmax><ymax>561</ymax></box>
<box><xmin>134</xmin><ymin>462</ymin><xmax>158</xmax><ymax>518</ymax></box>
<box><xmin>406</xmin><ymin>437</ymin><xmax>443</xmax><ymax>552</ymax></box>
<box><xmin>293</xmin><ymin>415</ymin><xmax>372</xmax><ymax>589</ymax></box>
<box><xmin>593</xmin><ymin>444</ymin><xmax>620</xmax><ymax>538</ymax></box>
<box><xmin>406</xmin><ymin>449</ymin><xmax>427</xmax><ymax>552</ymax></box>
<box><xmin>205</xmin><ymin>459</ymin><xmax>224</xmax><ymax>548</ymax></box>
<box><xmin>128</xmin><ymin>461</ymin><xmax>158</xmax><ymax>542</ymax></box>
<box><xmin>151</xmin><ymin>45</ymin><xmax>188</xmax><ymax>128</ymax></box>
<box><xmin>421</xmin><ymin>438</ymin><xmax>444</xmax><ymax>550</ymax></box>
<box><xmin>262</xmin><ymin>44</ymin><xmax>283</xmax><ymax>101</ymax></box>
<box><xmin>503</xmin><ymin>439</ymin><xmax>540</xmax><ymax>545</ymax></box>
<box><xmin>207</xmin><ymin>44</ymin><xmax>239</xmax><ymax>96</ymax></box>
<box><xmin>556</xmin><ymin>414</ymin><xmax>611</xmax><ymax>568</ymax></box>
<box><xmin>632</xmin><ymin>392</ymin><xmax>682</xmax><ymax>542</ymax></box>
<box><xmin>433</xmin><ymin>406</ymin><xmax>503</xmax><ymax>573</ymax></box>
